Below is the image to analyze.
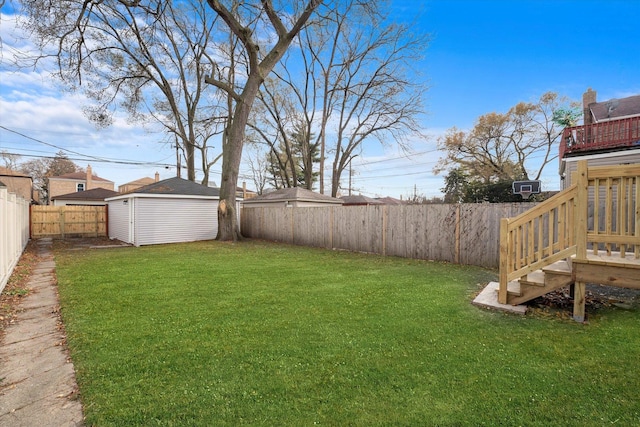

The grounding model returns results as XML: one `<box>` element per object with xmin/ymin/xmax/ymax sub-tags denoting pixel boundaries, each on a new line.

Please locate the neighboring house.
<box><xmin>0</xmin><ymin>167</ymin><xmax>34</xmax><ymax>203</ymax></box>
<box><xmin>340</xmin><ymin>195</ymin><xmax>383</xmax><ymax>206</ymax></box>
<box><xmin>242</xmin><ymin>187</ymin><xmax>343</xmax><ymax>208</ymax></box>
<box><xmin>239</xmin><ymin>182</ymin><xmax>258</xmax><ymax>200</ymax></box>
<box><xmin>375</xmin><ymin>196</ymin><xmax>405</xmax><ymax>205</ymax></box>
<box><xmin>118</xmin><ymin>172</ymin><xmax>160</xmax><ymax>193</ymax></box>
<box><xmin>106</xmin><ymin>177</ymin><xmax>229</xmax><ymax>247</ymax></box>
<box><xmin>48</xmin><ymin>164</ymin><xmax>115</xmax><ymax>203</ymax></box>
<box><xmin>560</xmin><ymin>88</ymin><xmax>640</xmax><ymax>188</ymax></box>
<box><xmin>51</xmin><ymin>187</ymin><xmax>119</xmax><ymax>206</ymax></box>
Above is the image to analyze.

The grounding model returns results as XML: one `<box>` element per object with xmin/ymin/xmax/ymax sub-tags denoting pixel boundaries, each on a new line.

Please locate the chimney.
<box><xmin>155</xmin><ymin>171</ymin><xmax>160</xmax><ymax>182</ymax></box>
<box><xmin>86</xmin><ymin>164</ymin><xmax>92</xmax><ymax>190</ymax></box>
<box><xmin>583</xmin><ymin>88</ymin><xmax>597</xmax><ymax>125</ymax></box>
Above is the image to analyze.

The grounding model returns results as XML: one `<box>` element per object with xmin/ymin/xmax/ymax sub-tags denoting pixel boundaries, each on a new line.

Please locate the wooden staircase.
<box><xmin>506</xmin><ymin>260</ymin><xmax>573</xmax><ymax>305</ymax></box>
<box><xmin>498</xmin><ymin>160</ymin><xmax>640</xmax><ymax>321</ymax></box>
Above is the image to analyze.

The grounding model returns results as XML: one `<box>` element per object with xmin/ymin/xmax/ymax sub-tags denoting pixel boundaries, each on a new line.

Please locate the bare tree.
<box><xmin>1</xmin><ymin>151</ymin><xmax>21</xmax><ymax>170</ymax></box>
<box><xmin>18</xmin><ymin>0</ymin><xmax>225</xmax><ymax>183</ymax></box>
<box><xmin>297</xmin><ymin>0</ymin><xmax>428</xmax><ymax>197</ymax></box>
<box><xmin>436</xmin><ymin>92</ymin><xmax>573</xmax><ymax>184</ymax></box>
<box><xmin>243</xmin><ymin>145</ymin><xmax>269</xmax><ymax>194</ymax></box>
<box><xmin>19</xmin><ymin>0</ymin><xmax>322</xmax><ymax>240</ymax></box>
<box><xmin>249</xmin><ymin>77</ymin><xmax>319</xmax><ymax>190</ymax></box>
<box><xmin>19</xmin><ymin>151</ymin><xmax>81</xmax><ymax>203</ymax></box>
<box><xmin>202</xmin><ymin>0</ymin><xmax>322</xmax><ymax>240</ymax></box>
<box><xmin>249</xmin><ymin>77</ymin><xmax>300</xmax><ymax>188</ymax></box>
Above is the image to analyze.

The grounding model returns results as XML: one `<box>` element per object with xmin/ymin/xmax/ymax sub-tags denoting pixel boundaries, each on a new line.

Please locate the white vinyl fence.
<box><xmin>1</xmin><ymin>187</ymin><xmax>30</xmax><ymax>293</ymax></box>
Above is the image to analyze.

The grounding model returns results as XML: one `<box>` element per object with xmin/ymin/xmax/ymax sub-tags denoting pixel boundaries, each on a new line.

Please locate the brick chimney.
<box><xmin>86</xmin><ymin>164</ymin><xmax>93</xmax><ymax>190</ymax></box>
<box><xmin>155</xmin><ymin>171</ymin><xmax>160</xmax><ymax>182</ymax></box>
<box><xmin>583</xmin><ymin>88</ymin><xmax>597</xmax><ymax>125</ymax></box>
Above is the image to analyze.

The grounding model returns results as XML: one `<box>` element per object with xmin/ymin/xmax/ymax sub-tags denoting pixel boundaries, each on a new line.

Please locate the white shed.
<box><xmin>106</xmin><ymin>177</ymin><xmax>222</xmax><ymax>246</ymax></box>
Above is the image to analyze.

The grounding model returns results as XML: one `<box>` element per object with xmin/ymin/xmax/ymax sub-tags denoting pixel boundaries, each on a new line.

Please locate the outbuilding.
<box><xmin>242</xmin><ymin>187</ymin><xmax>343</xmax><ymax>208</ymax></box>
<box><xmin>106</xmin><ymin>177</ymin><xmax>225</xmax><ymax>246</ymax></box>
<box><xmin>51</xmin><ymin>187</ymin><xmax>118</xmax><ymax>206</ymax></box>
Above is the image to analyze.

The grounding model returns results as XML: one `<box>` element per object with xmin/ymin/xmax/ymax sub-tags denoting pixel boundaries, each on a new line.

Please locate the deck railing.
<box><xmin>499</xmin><ymin>160</ymin><xmax>640</xmax><ymax>304</ymax></box>
<box><xmin>560</xmin><ymin>116</ymin><xmax>640</xmax><ymax>159</ymax></box>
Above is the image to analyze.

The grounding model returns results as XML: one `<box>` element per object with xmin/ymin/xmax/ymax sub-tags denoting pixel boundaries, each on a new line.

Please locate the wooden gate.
<box><xmin>30</xmin><ymin>205</ymin><xmax>108</xmax><ymax>238</ymax></box>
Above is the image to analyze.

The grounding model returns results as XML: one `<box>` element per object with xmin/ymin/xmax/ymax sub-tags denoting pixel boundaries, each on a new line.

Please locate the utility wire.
<box><xmin>0</xmin><ymin>125</ymin><xmax>174</xmax><ymax>167</ymax></box>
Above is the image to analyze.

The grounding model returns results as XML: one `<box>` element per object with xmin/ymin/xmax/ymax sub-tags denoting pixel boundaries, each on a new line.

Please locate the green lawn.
<box><xmin>54</xmin><ymin>240</ymin><xmax>640</xmax><ymax>426</ymax></box>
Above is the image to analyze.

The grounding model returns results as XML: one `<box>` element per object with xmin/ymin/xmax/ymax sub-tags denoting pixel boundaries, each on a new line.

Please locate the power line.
<box><xmin>0</xmin><ymin>151</ymin><xmax>174</xmax><ymax>168</ymax></box>
<box><xmin>0</xmin><ymin>126</ymin><xmax>174</xmax><ymax>167</ymax></box>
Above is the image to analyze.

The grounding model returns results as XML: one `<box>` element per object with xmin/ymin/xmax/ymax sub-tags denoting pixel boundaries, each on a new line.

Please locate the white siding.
<box><xmin>108</xmin><ymin>198</ymin><xmax>132</xmax><ymax>243</ymax></box>
<box><xmin>134</xmin><ymin>198</ymin><xmax>218</xmax><ymax>246</ymax></box>
<box><xmin>562</xmin><ymin>149</ymin><xmax>640</xmax><ymax>189</ymax></box>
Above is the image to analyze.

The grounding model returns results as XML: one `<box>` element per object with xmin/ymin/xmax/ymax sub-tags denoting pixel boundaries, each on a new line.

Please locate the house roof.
<box><xmin>122</xmin><ymin>177</ymin><xmax>156</xmax><ymax>186</ymax></box>
<box><xmin>117</xmin><ymin>177</ymin><xmax>221</xmax><ymax>197</ymax></box>
<box><xmin>340</xmin><ymin>195</ymin><xmax>383</xmax><ymax>205</ymax></box>
<box><xmin>375</xmin><ymin>196</ymin><xmax>405</xmax><ymax>205</ymax></box>
<box><xmin>49</xmin><ymin>171</ymin><xmax>113</xmax><ymax>183</ymax></box>
<box><xmin>243</xmin><ymin>187</ymin><xmax>343</xmax><ymax>204</ymax></box>
<box><xmin>52</xmin><ymin>187</ymin><xmax>119</xmax><ymax>201</ymax></box>
<box><xmin>0</xmin><ymin>167</ymin><xmax>30</xmax><ymax>178</ymax></box>
<box><xmin>590</xmin><ymin>94</ymin><xmax>640</xmax><ymax>122</ymax></box>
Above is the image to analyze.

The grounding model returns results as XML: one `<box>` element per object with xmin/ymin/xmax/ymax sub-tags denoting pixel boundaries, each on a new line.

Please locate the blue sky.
<box><xmin>1</xmin><ymin>0</ymin><xmax>639</xmax><ymax>198</ymax></box>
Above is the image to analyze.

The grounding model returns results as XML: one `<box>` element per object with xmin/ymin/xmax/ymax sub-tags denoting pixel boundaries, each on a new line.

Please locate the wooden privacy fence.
<box><xmin>30</xmin><ymin>205</ymin><xmax>108</xmax><ymax>238</ymax></box>
<box><xmin>241</xmin><ymin>203</ymin><xmax>536</xmax><ymax>268</ymax></box>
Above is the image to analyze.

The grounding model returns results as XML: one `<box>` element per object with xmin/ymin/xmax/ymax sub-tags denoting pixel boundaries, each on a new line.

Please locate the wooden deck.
<box><xmin>573</xmin><ymin>252</ymin><xmax>640</xmax><ymax>290</ymax></box>
<box><xmin>498</xmin><ymin>160</ymin><xmax>640</xmax><ymax>321</ymax></box>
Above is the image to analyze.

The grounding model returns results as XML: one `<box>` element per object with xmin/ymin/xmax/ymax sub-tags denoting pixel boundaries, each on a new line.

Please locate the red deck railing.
<box><xmin>560</xmin><ymin>116</ymin><xmax>640</xmax><ymax>159</ymax></box>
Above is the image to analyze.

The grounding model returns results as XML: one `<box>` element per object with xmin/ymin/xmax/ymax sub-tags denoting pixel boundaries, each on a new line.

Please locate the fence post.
<box><xmin>60</xmin><ymin>208</ymin><xmax>65</xmax><ymax>239</ymax></box>
<box><xmin>381</xmin><ymin>205</ymin><xmax>387</xmax><ymax>256</ymax></box>
<box><xmin>105</xmin><ymin>205</ymin><xmax>109</xmax><ymax>238</ymax></box>
<box><xmin>329</xmin><ymin>206</ymin><xmax>334</xmax><ymax>250</ymax></box>
<box><xmin>455</xmin><ymin>204</ymin><xmax>461</xmax><ymax>264</ymax></box>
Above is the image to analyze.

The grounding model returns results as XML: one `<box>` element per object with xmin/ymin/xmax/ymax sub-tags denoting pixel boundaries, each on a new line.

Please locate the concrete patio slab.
<box><xmin>472</xmin><ymin>281</ymin><xmax>528</xmax><ymax>315</ymax></box>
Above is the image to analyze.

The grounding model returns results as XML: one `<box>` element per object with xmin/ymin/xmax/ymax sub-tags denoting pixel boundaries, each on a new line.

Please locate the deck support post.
<box><xmin>573</xmin><ymin>281</ymin><xmax>586</xmax><ymax>322</ymax></box>
<box><xmin>498</xmin><ymin>218</ymin><xmax>509</xmax><ymax>304</ymax></box>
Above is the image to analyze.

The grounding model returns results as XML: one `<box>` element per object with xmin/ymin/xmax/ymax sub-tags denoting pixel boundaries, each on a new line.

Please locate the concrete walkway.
<box><xmin>0</xmin><ymin>238</ymin><xmax>84</xmax><ymax>427</ymax></box>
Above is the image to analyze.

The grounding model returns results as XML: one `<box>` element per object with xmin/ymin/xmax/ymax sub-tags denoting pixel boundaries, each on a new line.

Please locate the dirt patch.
<box><xmin>2</xmin><ymin>238</ymin><xmax>129</xmax><ymax>333</ymax></box>
<box><xmin>528</xmin><ymin>284</ymin><xmax>640</xmax><ymax>318</ymax></box>
<box><xmin>52</xmin><ymin>236</ymin><xmax>131</xmax><ymax>251</ymax></box>
<box><xmin>0</xmin><ymin>241</ymin><xmax>41</xmax><ymax>334</ymax></box>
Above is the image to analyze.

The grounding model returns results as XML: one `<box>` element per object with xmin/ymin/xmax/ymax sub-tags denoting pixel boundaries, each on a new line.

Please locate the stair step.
<box><xmin>519</xmin><ymin>270</ymin><xmax>546</xmax><ymax>287</ymax></box>
<box><xmin>543</xmin><ymin>260</ymin><xmax>571</xmax><ymax>275</ymax></box>
<box><xmin>505</xmin><ymin>281</ymin><xmax>522</xmax><ymax>297</ymax></box>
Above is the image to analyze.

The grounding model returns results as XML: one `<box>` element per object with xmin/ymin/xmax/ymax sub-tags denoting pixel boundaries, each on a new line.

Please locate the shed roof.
<box><xmin>243</xmin><ymin>187</ymin><xmax>342</xmax><ymax>204</ymax></box>
<box><xmin>114</xmin><ymin>177</ymin><xmax>221</xmax><ymax>198</ymax></box>
<box><xmin>375</xmin><ymin>196</ymin><xmax>405</xmax><ymax>205</ymax></box>
<box><xmin>340</xmin><ymin>195</ymin><xmax>383</xmax><ymax>205</ymax></box>
<box><xmin>52</xmin><ymin>187</ymin><xmax>119</xmax><ymax>201</ymax></box>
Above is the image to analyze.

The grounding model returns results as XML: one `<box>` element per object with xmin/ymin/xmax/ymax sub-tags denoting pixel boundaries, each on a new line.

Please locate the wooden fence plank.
<box><xmin>242</xmin><ymin>203</ymin><xmax>536</xmax><ymax>268</ymax></box>
<box><xmin>30</xmin><ymin>206</ymin><xmax>107</xmax><ymax>238</ymax></box>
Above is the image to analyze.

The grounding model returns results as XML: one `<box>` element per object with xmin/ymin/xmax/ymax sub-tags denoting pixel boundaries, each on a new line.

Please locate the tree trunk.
<box><xmin>216</xmin><ymin>77</ymin><xmax>261</xmax><ymax>241</ymax></box>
